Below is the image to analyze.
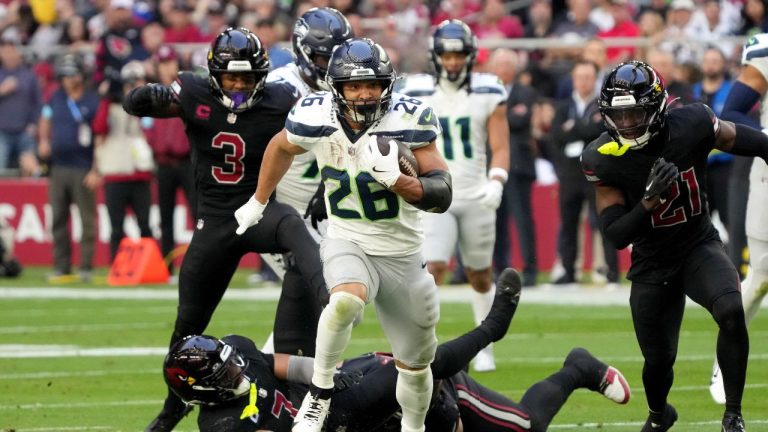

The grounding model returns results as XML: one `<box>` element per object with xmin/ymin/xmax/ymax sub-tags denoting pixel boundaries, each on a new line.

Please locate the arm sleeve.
<box><xmin>286</xmin><ymin>356</ymin><xmax>314</xmax><ymax>384</ymax></box>
<box><xmin>720</xmin><ymin>80</ymin><xmax>761</xmax><ymax>129</ymax></box>
<box><xmin>599</xmin><ymin>203</ymin><xmax>653</xmax><ymax>250</ymax></box>
<box><xmin>732</xmin><ymin>123</ymin><xmax>768</xmax><ymax>161</ymax></box>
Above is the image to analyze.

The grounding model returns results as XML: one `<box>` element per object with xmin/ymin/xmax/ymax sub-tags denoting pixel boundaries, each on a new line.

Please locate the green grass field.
<box><xmin>0</xmin><ymin>267</ymin><xmax>766</xmax><ymax>431</ymax></box>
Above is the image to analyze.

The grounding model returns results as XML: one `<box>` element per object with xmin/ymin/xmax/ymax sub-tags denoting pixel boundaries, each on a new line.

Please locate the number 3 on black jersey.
<box><xmin>211</xmin><ymin>132</ymin><xmax>245</xmax><ymax>184</ymax></box>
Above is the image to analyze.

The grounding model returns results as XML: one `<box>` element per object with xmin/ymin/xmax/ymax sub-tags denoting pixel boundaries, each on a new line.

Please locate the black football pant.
<box><xmin>172</xmin><ymin>201</ymin><xmax>325</xmax><ymax>348</ymax></box>
<box><xmin>156</xmin><ymin>161</ymin><xmax>196</xmax><ymax>274</ymax></box>
<box><xmin>630</xmin><ymin>240</ymin><xmax>748</xmax><ymax>415</ymax></box>
<box><xmin>558</xmin><ymin>176</ymin><xmax>618</xmax><ymax>279</ymax></box>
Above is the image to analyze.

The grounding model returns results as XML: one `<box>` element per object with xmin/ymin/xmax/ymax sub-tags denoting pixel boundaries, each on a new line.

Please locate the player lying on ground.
<box><xmin>162</xmin><ymin>268</ymin><xmax>631</xmax><ymax>431</ymax></box>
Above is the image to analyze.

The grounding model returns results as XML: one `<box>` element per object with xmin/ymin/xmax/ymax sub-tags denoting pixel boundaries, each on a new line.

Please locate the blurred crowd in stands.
<box><xmin>0</xmin><ymin>0</ymin><xmax>761</xmax><ymax>282</ymax></box>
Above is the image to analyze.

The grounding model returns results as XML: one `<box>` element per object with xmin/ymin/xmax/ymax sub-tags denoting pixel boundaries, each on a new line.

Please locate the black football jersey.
<box><xmin>581</xmin><ymin>103</ymin><xmax>721</xmax><ymax>282</ymax></box>
<box><xmin>197</xmin><ymin>335</ymin><xmax>305</xmax><ymax>432</ymax></box>
<box><xmin>172</xmin><ymin>73</ymin><xmax>299</xmax><ymax>216</ymax></box>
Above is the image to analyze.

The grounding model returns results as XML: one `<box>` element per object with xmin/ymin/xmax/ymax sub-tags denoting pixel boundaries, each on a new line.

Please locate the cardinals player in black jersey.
<box><xmin>582</xmin><ymin>61</ymin><xmax>768</xmax><ymax>432</ymax></box>
<box><xmin>123</xmin><ymin>28</ymin><xmax>327</xmax><ymax>431</ymax></box>
<box><xmin>162</xmin><ymin>268</ymin><xmax>631</xmax><ymax>432</ymax></box>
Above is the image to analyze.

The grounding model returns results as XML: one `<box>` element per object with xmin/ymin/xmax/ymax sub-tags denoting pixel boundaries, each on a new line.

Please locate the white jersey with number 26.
<box><xmin>285</xmin><ymin>91</ymin><xmax>441</xmax><ymax>256</ymax></box>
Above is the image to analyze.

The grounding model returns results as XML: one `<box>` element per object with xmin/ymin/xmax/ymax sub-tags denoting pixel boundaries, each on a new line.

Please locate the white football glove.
<box><xmin>235</xmin><ymin>196</ymin><xmax>268</xmax><ymax>235</ymax></box>
<box><xmin>360</xmin><ymin>136</ymin><xmax>401</xmax><ymax>188</ymax></box>
<box><xmin>479</xmin><ymin>179</ymin><xmax>504</xmax><ymax>210</ymax></box>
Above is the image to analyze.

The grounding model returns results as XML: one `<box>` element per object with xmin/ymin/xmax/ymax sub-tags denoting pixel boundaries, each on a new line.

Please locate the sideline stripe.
<box><xmin>0</xmin><ymin>368</ymin><xmax>156</xmax><ymax>379</ymax></box>
<box><xmin>2</xmin><ymin>344</ymin><xmax>766</xmax><ymax>362</ymax></box>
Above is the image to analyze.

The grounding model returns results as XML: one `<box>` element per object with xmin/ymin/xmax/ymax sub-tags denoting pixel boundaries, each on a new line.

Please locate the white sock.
<box><xmin>742</xmin><ymin>268</ymin><xmax>768</xmax><ymax>324</ymax></box>
<box><xmin>311</xmin><ymin>292</ymin><xmax>365</xmax><ymax>389</ymax></box>
<box><xmin>261</xmin><ymin>332</ymin><xmax>274</xmax><ymax>354</ymax></box>
<box><xmin>396</xmin><ymin>366</ymin><xmax>432</xmax><ymax>432</ymax></box>
<box><xmin>472</xmin><ymin>286</ymin><xmax>495</xmax><ymax>326</ymax></box>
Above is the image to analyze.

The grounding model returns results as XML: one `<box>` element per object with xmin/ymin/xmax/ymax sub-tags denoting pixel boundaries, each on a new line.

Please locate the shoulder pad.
<box><xmin>400</xmin><ymin>74</ymin><xmax>436</xmax><ymax>97</ymax></box>
<box><xmin>470</xmin><ymin>73</ymin><xmax>507</xmax><ymax>96</ymax></box>
<box><xmin>743</xmin><ymin>34</ymin><xmax>768</xmax><ymax>63</ymax></box>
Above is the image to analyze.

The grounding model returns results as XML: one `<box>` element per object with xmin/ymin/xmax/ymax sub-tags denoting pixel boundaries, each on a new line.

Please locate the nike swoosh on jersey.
<box><xmin>372</xmin><ymin>167</ymin><xmax>389</xmax><ymax>173</ymax></box>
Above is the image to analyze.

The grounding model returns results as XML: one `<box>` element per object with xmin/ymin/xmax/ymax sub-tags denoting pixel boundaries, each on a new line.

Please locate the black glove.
<box><xmin>304</xmin><ymin>182</ymin><xmax>327</xmax><ymax>230</ymax></box>
<box><xmin>332</xmin><ymin>369</ymin><xmax>363</xmax><ymax>392</ymax></box>
<box><xmin>124</xmin><ymin>84</ymin><xmax>175</xmax><ymax>115</ymax></box>
<box><xmin>643</xmin><ymin>157</ymin><xmax>678</xmax><ymax>201</ymax></box>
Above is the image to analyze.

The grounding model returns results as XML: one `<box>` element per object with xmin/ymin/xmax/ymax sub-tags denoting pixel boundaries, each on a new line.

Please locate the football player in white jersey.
<box><xmin>709</xmin><ymin>33</ymin><xmax>768</xmax><ymax>405</ymax></box>
<box><xmin>258</xmin><ymin>7</ymin><xmax>353</xmax><ymax>354</ymax></box>
<box><xmin>402</xmin><ymin>19</ymin><xmax>510</xmax><ymax>372</ymax></box>
<box><xmin>234</xmin><ymin>38</ymin><xmax>452</xmax><ymax>432</ymax></box>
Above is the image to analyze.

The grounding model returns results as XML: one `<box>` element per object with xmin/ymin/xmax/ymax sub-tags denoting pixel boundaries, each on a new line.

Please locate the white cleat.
<box><xmin>709</xmin><ymin>361</ymin><xmax>726</xmax><ymax>405</ymax></box>
<box><xmin>292</xmin><ymin>386</ymin><xmax>332</xmax><ymax>432</ymax></box>
<box><xmin>473</xmin><ymin>347</ymin><xmax>496</xmax><ymax>372</ymax></box>
<box><xmin>599</xmin><ymin>366</ymin><xmax>631</xmax><ymax>404</ymax></box>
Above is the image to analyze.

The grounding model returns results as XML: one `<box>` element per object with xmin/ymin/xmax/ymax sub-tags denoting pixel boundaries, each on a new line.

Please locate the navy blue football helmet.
<box><xmin>293</xmin><ymin>7</ymin><xmax>353</xmax><ymax>91</ymax></box>
<box><xmin>599</xmin><ymin>61</ymin><xmax>668</xmax><ymax>148</ymax></box>
<box><xmin>429</xmin><ymin>19</ymin><xmax>477</xmax><ymax>87</ymax></box>
<box><xmin>163</xmin><ymin>335</ymin><xmax>250</xmax><ymax>406</ymax></box>
<box><xmin>208</xmin><ymin>28</ymin><xmax>270</xmax><ymax>112</ymax></box>
<box><xmin>326</xmin><ymin>38</ymin><xmax>396</xmax><ymax>127</ymax></box>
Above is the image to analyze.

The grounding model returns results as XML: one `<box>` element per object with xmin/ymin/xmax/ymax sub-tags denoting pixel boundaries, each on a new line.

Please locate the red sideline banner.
<box><xmin>0</xmin><ymin>178</ymin><xmax>629</xmax><ymax>271</ymax></box>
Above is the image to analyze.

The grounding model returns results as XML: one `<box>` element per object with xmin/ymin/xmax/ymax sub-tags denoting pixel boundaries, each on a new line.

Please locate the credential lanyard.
<box><xmin>66</xmin><ymin>98</ymin><xmax>84</xmax><ymax>123</ymax></box>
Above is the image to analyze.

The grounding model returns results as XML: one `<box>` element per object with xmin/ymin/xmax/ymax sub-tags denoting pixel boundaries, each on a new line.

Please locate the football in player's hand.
<box><xmin>375</xmin><ymin>136</ymin><xmax>419</xmax><ymax>178</ymax></box>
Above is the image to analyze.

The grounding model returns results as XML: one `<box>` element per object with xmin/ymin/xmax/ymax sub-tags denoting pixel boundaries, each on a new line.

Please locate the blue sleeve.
<box><xmin>720</xmin><ymin>80</ymin><xmax>762</xmax><ymax>129</ymax></box>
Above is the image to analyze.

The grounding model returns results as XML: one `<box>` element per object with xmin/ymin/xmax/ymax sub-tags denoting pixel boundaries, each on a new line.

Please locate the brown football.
<box><xmin>375</xmin><ymin>136</ymin><xmax>419</xmax><ymax>177</ymax></box>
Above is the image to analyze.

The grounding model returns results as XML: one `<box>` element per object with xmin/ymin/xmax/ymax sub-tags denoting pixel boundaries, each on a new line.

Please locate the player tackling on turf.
<box><xmin>234</xmin><ymin>38</ymin><xmax>451</xmax><ymax>432</ymax></box>
<box><xmin>582</xmin><ymin>60</ymin><xmax>768</xmax><ymax>432</ymax></box>
<box><xmin>162</xmin><ymin>268</ymin><xmax>633</xmax><ymax>432</ymax></box>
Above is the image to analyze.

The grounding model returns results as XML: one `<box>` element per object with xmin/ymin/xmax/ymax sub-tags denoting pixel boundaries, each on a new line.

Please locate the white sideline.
<box><xmin>1</xmin><ymin>285</ymin><xmax>633</xmax><ymax>305</ymax></box>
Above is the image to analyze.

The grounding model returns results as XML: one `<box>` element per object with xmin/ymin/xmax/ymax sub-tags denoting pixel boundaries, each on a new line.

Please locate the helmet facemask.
<box><xmin>207</xmin><ymin>28</ymin><xmax>270</xmax><ymax>113</ymax></box>
<box><xmin>599</xmin><ymin>61</ymin><xmax>668</xmax><ymax>149</ymax></box>
<box><xmin>602</xmin><ymin>99</ymin><xmax>666</xmax><ymax>148</ymax></box>
<box><xmin>164</xmin><ymin>336</ymin><xmax>250</xmax><ymax>406</ymax></box>
<box><xmin>330</xmin><ymin>78</ymin><xmax>393</xmax><ymax>128</ymax></box>
<box><xmin>430</xmin><ymin>20</ymin><xmax>477</xmax><ymax>89</ymax></box>
<box><xmin>209</xmin><ymin>70</ymin><xmax>268</xmax><ymax>113</ymax></box>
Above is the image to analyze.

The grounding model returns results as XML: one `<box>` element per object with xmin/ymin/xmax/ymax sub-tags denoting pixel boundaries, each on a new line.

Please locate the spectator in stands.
<box><xmin>163</xmin><ymin>0</ymin><xmax>207</xmax><ymax>43</ymax></box>
<box><xmin>659</xmin><ymin>0</ymin><xmax>701</xmax><ymax>65</ymax></box>
<box><xmin>144</xmin><ymin>45</ymin><xmax>196</xmax><ymax>275</ymax></box>
<box><xmin>490</xmin><ymin>48</ymin><xmax>539</xmax><ymax>287</ymax></box>
<box><xmin>589</xmin><ymin>0</ymin><xmax>615</xmax><ymax>32</ymax></box>
<box><xmin>431</xmin><ymin>0</ymin><xmax>481</xmax><ymax>25</ymax></box>
<box><xmin>93</xmin><ymin>60</ymin><xmax>153</xmax><ymax>260</ymax></box>
<box><xmin>545</xmin><ymin>60</ymin><xmax>618</xmax><ymax>285</ymax></box>
<box><xmin>552</xmin><ymin>0</ymin><xmax>599</xmax><ymax>40</ymax></box>
<box><xmin>0</xmin><ymin>31</ymin><xmax>40</xmax><ymax>176</ymax></box>
<box><xmin>199</xmin><ymin>1</ymin><xmax>231</xmax><ymax>40</ymax></box>
<box><xmin>141</xmin><ymin>21</ymin><xmax>167</xmax><ymax>61</ymax></box>
<box><xmin>738</xmin><ymin>0</ymin><xmax>768</xmax><ymax>36</ymax></box>
<box><xmin>637</xmin><ymin>9</ymin><xmax>666</xmax><ymax>60</ymax></box>
<box><xmin>645</xmin><ymin>47</ymin><xmax>694</xmax><ymax>108</ymax></box>
<box><xmin>38</xmin><ymin>54</ymin><xmax>101</xmax><ymax>282</ymax></box>
<box><xmin>94</xmin><ymin>0</ymin><xmax>149</xmax><ymax>100</ymax></box>
<box><xmin>637</xmin><ymin>0</ymin><xmax>669</xmax><ymax>18</ymax></box>
<box><xmin>472</xmin><ymin>0</ymin><xmax>523</xmax><ymax>39</ymax></box>
<box><xmin>597</xmin><ymin>0</ymin><xmax>640</xmax><ymax>64</ymax></box>
<box><xmin>694</xmin><ymin>47</ymin><xmax>734</xmax><ymax>242</ymax></box>
<box><xmin>555</xmin><ymin>38</ymin><xmax>609</xmax><ymax>100</ymax></box>
<box><xmin>687</xmin><ymin>0</ymin><xmax>738</xmax><ymax>57</ymax></box>
<box><xmin>62</xmin><ymin>15</ymin><xmax>97</xmax><ymax>71</ymax></box>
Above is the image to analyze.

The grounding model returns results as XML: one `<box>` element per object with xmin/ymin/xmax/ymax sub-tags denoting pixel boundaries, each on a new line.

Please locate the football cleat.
<box><xmin>710</xmin><ymin>360</ymin><xmax>726</xmax><ymax>405</ymax></box>
<box><xmin>640</xmin><ymin>404</ymin><xmax>678</xmax><ymax>432</ymax></box>
<box><xmin>292</xmin><ymin>384</ymin><xmax>333</xmax><ymax>432</ymax></box>
<box><xmin>564</xmin><ymin>347</ymin><xmax>630</xmax><ymax>404</ymax></box>
<box><xmin>599</xmin><ymin>366</ymin><xmax>631</xmax><ymax>404</ymax></box>
<box><xmin>472</xmin><ymin>346</ymin><xmax>496</xmax><ymax>373</ymax></box>
<box><xmin>144</xmin><ymin>403</ymin><xmax>193</xmax><ymax>432</ymax></box>
<box><xmin>722</xmin><ymin>413</ymin><xmax>746</xmax><ymax>432</ymax></box>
